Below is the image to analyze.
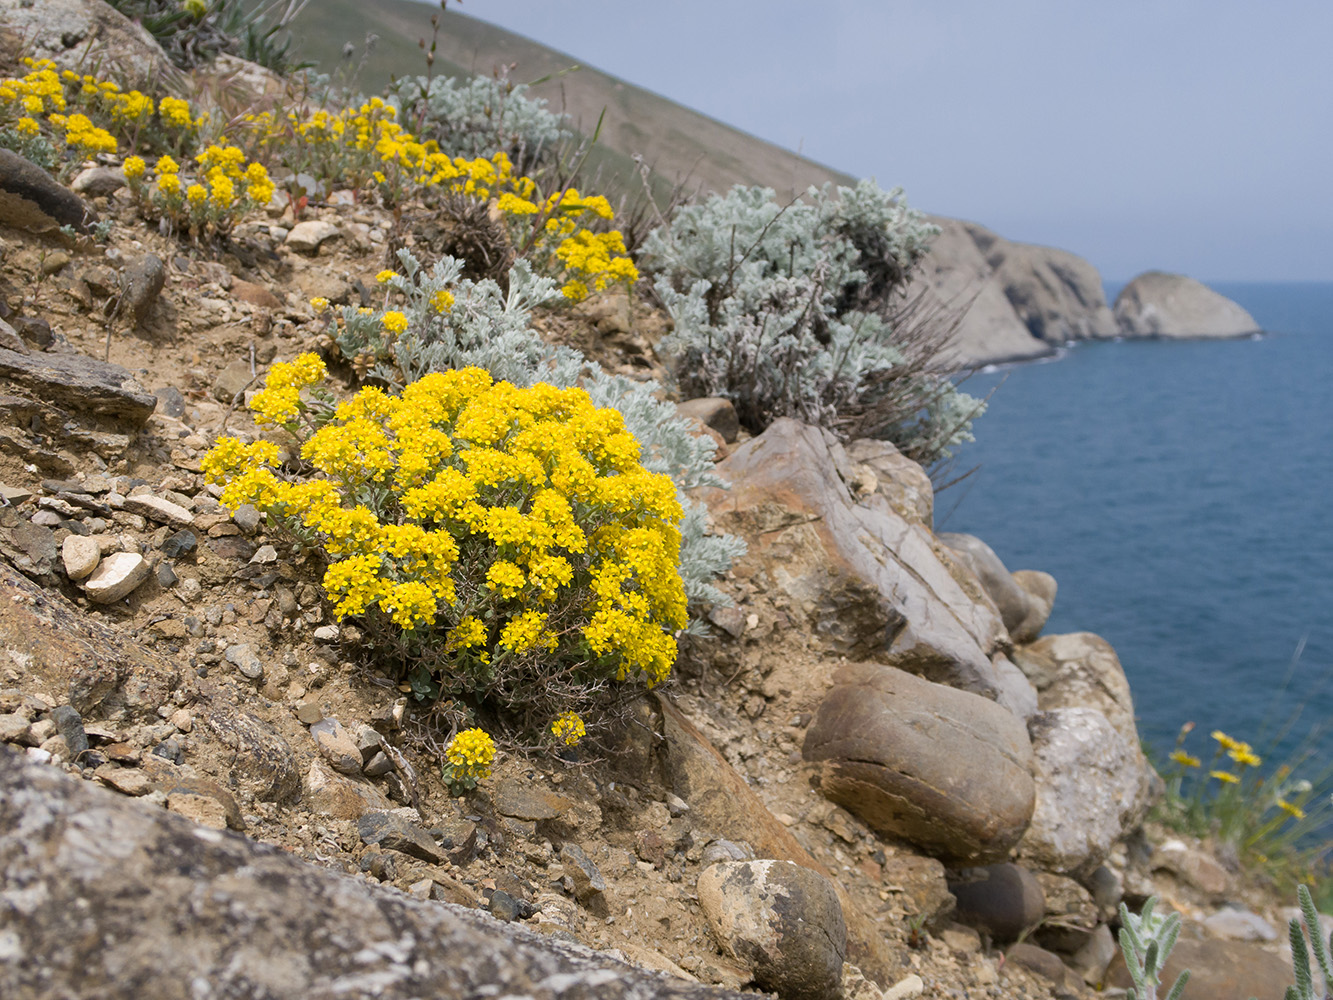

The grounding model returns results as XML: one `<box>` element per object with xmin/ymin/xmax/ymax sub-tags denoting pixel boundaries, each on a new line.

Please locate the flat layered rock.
<box><xmin>803</xmin><ymin>662</ymin><xmax>1035</xmax><ymax>865</ymax></box>
<box><xmin>0</xmin><ymin>348</ymin><xmax>157</xmax><ymax>425</ymax></box>
<box><xmin>0</xmin><ymin>750</ymin><xmax>750</xmax><ymax>1000</ymax></box>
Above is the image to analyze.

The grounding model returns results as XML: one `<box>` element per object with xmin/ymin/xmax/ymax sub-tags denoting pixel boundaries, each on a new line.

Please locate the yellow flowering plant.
<box><xmin>1154</xmin><ymin>720</ymin><xmax>1333</xmax><ymax>893</ymax></box>
<box><xmin>442</xmin><ymin>727</ymin><xmax>496</xmax><ymax>793</ymax></box>
<box><xmin>201</xmin><ymin>354</ymin><xmax>688</xmax><ymax>733</ymax></box>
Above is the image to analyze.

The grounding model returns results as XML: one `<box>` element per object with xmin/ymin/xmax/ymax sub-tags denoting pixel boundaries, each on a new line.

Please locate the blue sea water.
<box><xmin>942</xmin><ymin>282</ymin><xmax>1333</xmax><ymax>767</ymax></box>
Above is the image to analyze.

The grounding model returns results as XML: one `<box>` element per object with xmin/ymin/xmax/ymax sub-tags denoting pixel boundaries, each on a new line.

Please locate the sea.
<box><xmin>942</xmin><ymin>282</ymin><xmax>1333</xmax><ymax>772</ymax></box>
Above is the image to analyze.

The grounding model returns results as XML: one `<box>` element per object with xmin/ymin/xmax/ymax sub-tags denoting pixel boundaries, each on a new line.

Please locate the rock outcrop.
<box><xmin>1113</xmin><ymin>270</ymin><xmax>1262</xmax><ymax>338</ymax></box>
<box><xmin>0</xmin><ymin>749</ymin><xmax>750</xmax><ymax>1000</ymax></box>
<box><xmin>913</xmin><ymin>217</ymin><xmax>1118</xmax><ymax>367</ymax></box>
<box><xmin>701</xmin><ymin>419</ymin><xmax>1007</xmax><ymax>695</ymax></box>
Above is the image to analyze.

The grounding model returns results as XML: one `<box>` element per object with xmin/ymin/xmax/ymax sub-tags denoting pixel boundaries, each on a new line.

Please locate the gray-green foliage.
<box><xmin>389</xmin><ymin>75</ymin><xmax>569</xmax><ymax>174</ymax></box>
<box><xmin>1118</xmin><ymin>896</ymin><xmax>1190</xmax><ymax>1000</ymax></box>
<box><xmin>1285</xmin><ymin>884</ymin><xmax>1333</xmax><ymax>1000</ymax></box>
<box><xmin>357</xmin><ymin>249</ymin><xmax>743</xmax><ymax>619</ymax></box>
<box><xmin>643</xmin><ymin>180</ymin><xmax>982</xmax><ymax>465</ymax></box>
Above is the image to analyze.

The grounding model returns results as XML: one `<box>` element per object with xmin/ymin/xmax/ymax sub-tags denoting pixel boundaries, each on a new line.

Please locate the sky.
<box><xmin>444</xmin><ymin>1</ymin><xmax>1333</xmax><ymax>283</ymax></box>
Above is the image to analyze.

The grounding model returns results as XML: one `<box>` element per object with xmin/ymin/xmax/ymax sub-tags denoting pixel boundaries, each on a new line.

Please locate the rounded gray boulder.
<box><xmin>697</xmin><ymin>860</ymin><xmax>847</xmax><ymax>1000</ymax></box>
<box><xmin>1114</xmin><ymin>271</ymin><xmax>1261</xmax><ymax>339</ymax></box>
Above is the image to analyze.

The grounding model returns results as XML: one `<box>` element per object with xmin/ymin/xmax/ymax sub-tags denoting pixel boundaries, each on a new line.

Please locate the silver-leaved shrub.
<box><xmin>643</xmin><ymin>180</ymin><xmax>983</xmax><ymax>465</ymax></box>
<box><xmin>346</xmin><ymin>249</ymin><xmax>744</xmax><ymax>621</ymax></box>
<box><xmin>389</xmin><ymin>73</ymin><xmax>569</xmax><ymax>174</ymax></box>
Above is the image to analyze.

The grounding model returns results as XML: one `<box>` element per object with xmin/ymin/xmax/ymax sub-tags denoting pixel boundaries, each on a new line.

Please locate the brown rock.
<box><xmin>0</xmin><ymin>348</ymin><xmax>156</xmax><ymax>425</ymax></box>
<box><xmin>804</xmin><ymin>662</ymin><xmax>1035</xmax><ymax>864</ymax></box>
<box><xmin>1105</xmin><ymin>929</ymin><xmax>1292</xmax><ymax>1000</ymax></box>
<box><xmin>303</xmin><ymin>760</ymin><xmax>391</xmax><ymax>820</ymax></box>
<box><xmin>493</xmin><ymin>783</ymin><xmax>573</xmax><ymax>821</ymax></box>
<box><xmin>1011</xmin><ymin>632</ymin><xmax>1139</xmax><ymax>745</ymax></box>
<box><xmin>231</xmin><ymin>279</ymin><xmax>284</xmax><ymax>310</ymax></box>
<box><xmin>0</xmin><ymin>149</ymin><xmax>96</xmax><ymax>233</ymax></box>
<box><xmin>949</xmin><ymin>864</ymin><xmax>1045</xmax><ymax>943</ymax></box>
<box><xmin>203</xmin><ymin>704</ymin><xmax>300</xmax><ymax>803</ymax></box>
<box><xmin>675</xmin><ymin>397</ymin><xmax>740</xmax><ymax>443</ymax></box>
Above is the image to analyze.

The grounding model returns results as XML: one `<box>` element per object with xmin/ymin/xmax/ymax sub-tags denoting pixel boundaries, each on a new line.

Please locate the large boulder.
<box><xmin>843</xmin><ymin>438</ymin><xmax>934</xmax><ymax>527</ymax></box>
<box><xmin>0</xmin><ymin>750</ymin><xmax>751</xmax><ymax>1000</ymax></box>
<box><xmin>0</xmin><ymin>0</ymin><xmax>184</xmax><ymax>90</ymax></box>
<box><xmin>1113</xmin><ymin>271</ymin><xmax>1262</xmax><ymax>339</ymax></box>
<box><xmin>0</xmin><ymin>348</ymin><xmax>158</xmax><ymax>426</ymax></box>
<box><xmin>803</xmin><ymin>662</ymin><xmax>1035</xmax><ymax>865</ymax></box>
<box><xmin>939</xmin><ymin>533</ymin><xmax>1055</xmax><ymax>643</ymax></box>
<box><xmin>1010</xmin><ymin>632</ymin><xmax>1139</xmax><ymax>745</ymax></box>
<box><xmin>1105</xmin><ymin>928</ymin><xmax>1293</xmax><ymax>1000</ymax></box>
<box><xmin>701</xmin><ymin>419</ymin><xmax>1007</xmax><ymax>696</ymax></box>
<box><xmin>1017</xmin><ymin>708</ymin><xmax>1155</xmax><ymax>876</ymax></box>
<box><xmin>697</xmin><ymin>860</ymin><xmax>847</xmax><ymax>1000</ymax></box>
<box><xmin>0</xmin><ymin>149</ymin><xmax>96</xmax><ymax>233</ymax></box>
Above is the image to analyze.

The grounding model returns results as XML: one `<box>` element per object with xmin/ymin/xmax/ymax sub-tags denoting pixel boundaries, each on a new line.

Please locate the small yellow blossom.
<box><xmin>1210</xmin><ymin>770</ymin><xmax>1241</xmax><ymax>785</ymax></box>
<box><xmin>549</xmin><ymin>711</ymin><xmax>585</xmax><ymax>747</ymax></box>
<box><xmin>1169</xmin><ymin>750</ymin><xmax>1201</xmax><ymax>768</ymax></box>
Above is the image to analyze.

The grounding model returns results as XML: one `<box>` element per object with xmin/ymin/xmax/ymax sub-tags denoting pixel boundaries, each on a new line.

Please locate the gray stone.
<box><xmin>804</xmin><ymin>662</ymin><xmax>1034</xmax><ymax>864</ymax></box>
<box><xmin>311</xmin><ymin>624</ymin><xmax>339</xmax><ymax>643</ymax></box>
<box><xmin>844</xmin><ymin>438</ymin><xmax>934</xmax><ymax>527</ymax></box>
<box><xmin>153</xmin><ymin>386</ymin><xmax>186</xmax><ymax>419</ymax></box>
<box><xmin>9</xmin><ymin>522</ymin><xmax>58</xmax><ymax>576</ymax></box>
<box><xmin>310</xmin><ymin>718</ymin><xmax>362</xmax><ymax>776</ymax></box>
<box><xmin>0</xmin><ymin>752</ymin><xmax>744</xmax><ymax>1000</ymax></box>
<box><xmin>1017</xmin><ymin>708</ymin><xmax>1154</xmax><ymax>876</ymax></box>
<box><xmin>0</xmin><ymin>318</ymin><xmax>28</xmax><ymax>355</ymax></box>
<box><xmin>991</xmin><ymin>654</ymin><xmax>1039</xmax><ymax>721</ymax></box>
<box><xmin>71</xmin><ymin>165</ymin><xmax>127</xmax><ymax>197</ymax></box>
<box><xmin>285</xmin><ymin>219</ymin><xmax>341</xmax><ymax>253</ymax></box>
<box><xmin>303</xmin><ymin>760</ymin><xmax>391</xmax><ymax>820</ymax></box>
<box><xmin>1153</xmin><ymin>840</ymin><xmax>1231</xmax><ymax>897</ymax></box>
<box><xmin>82</xmin><ymin>552</ymin><xmax>150</xmax><ymax>604</ymax></box>
<box><xmin>1071</xmin><ymin>923</ymin><xmax>1118</xmax><ymax>985</ymax></box>
<box><xmin>1204</xmin><ymin>907</ymin><xmax>1278</xmax><ymax>942</ymax></box>
<box><xmin>159</xmin><ymin>529</ymin><xmax>197</xmax><ymax>559</ymax></box>
<box><xmin>0</xmin><ymin>0</ymin><xmax>182</xmax><ymax>90</ymax></box>
<box><xmin>701</xmin><ymin>420</ymin><xmax>1005</xmax><ymax>694</ymax></box>
<box><xmin>0</xmin><ymin>348</ymin><xmax>156</xmax><ymax>424</ymax></box>
<box><xmin>123</xmin><ymin>494</ymin><xmax>193</xmax><ymax>527</ymax></box>
<box><xmin>697</xmin><ymin>860</ymin><xmax>847</xmax><ymax>1000</ymax></box>
<box><xmin>223</xmin><ymin>643</ymin><xmax>265</xmax><ymax>680</ymax></box>
<box><xmin>231</xmin><ymin>504</ymin><xmax>262</xmax><ymax>533</ymax></box>
<box><xmin>940</xmin><ymin>533</ymin><xmax>1052</xmax><ymax>643</ymax></box>
<box><xmin>204</xmin><ymin>705</ymin><xmax>300</xmax><ymax>803</ymax></box>
<box><xmin>0</xmin><ymin>714</ymin><xmax>33</xmax><ymax>745</ymax></box>
<box><xmin>357</xmin><ymin>811</ymin><xmax>445</xmax><ymax>863</ymax></box>
<box><xmin>1115</xmin><ymin>271</ymin><xmax>1262</xmax><ymax>339</ymax></box>
<box><xmin>1011</xmin><ymin>632</ymin><xmax>1139</xmax><ymax>745</ymax></box>
<box><xmin>1004</xmin><ymin>942</ymin><xmax>1071</xmax><ymax>986</ymax></box>
<box><xmin>675</xmin><ymin>397</ymin><xmax>740</xmax><ymax>443</ymax></box>
<box><xmin>117</xmin><ymin>253</ymin><xmax>166</xmax><ymax>327</ymax></box>
<box><xmin>51</xmin><ymin>705</ymin><xmax>89</xmax><ymax>764</ymax></box>
<box><xmin>948</xmin><ymin>864</ymin><xmax>1045</xmax><ymax>943</ymax></box>
<box><xmin>0</xmin><ymin>149</ymin><xmax>96</xmax><ymax>233</ymax></box>
<box><xmin>559</xmin><ymin>843</ymin><xmax>606</xmax><ymax>902</ymax></box>
<box><xmin>212</xmin><ymin>359</ymin><xmax>256</xmax><ymax>403</ymax></box>
<box><xmin>489</xmin><ymin>889</ymin><xmax>520</xmax><ymax>922</ymax></box>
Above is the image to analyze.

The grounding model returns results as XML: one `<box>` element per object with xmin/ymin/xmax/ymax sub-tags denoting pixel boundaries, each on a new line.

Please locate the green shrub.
<box><xmin>643</xmin><ymin>181</ymin><xmax>983</xmax><ymax>465</ymax></box>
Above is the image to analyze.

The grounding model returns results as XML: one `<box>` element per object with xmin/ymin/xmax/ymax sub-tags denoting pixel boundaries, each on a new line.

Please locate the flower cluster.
<box><xmin>0</xmin><ymin>60</ymin><xmax>201</xmax><ymax>176</ymax></box>
<box><xmin>549</xmin><ymin>711</ymin><xmax>586</xmax><ymax>747</ymax></box>
<box><xmin>201</xmin><ymin>356</ymin><xmax>687</xmax><ymax>726</ymax></box>
<box><xmin>442</xmin><ymin>727</ymin><xmax>496</xmax><ymax>792</ymax></box>
<box><xmin>124</xmin><ymin>143</ymin><xmax>275</xmax><ymax>238</ymax></box>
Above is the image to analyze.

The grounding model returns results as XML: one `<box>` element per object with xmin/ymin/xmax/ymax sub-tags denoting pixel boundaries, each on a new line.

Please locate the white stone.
<box><xmin>122</xmin><ymin>494</ymin><xmax>193</xmax><ymax>527</ymax></box>
<box><xmin>61</xmin><ymin>534</ymin><xmax>101</xmax><ymax>580</ymax></box>
<box><xmin>284</xmin><ymin>220</ymin><xmax>340</xmax><ymax>253</ymax></box>
<box><xmin>82</xmin><ymin>552</ymin><xmax>151</xmax><ymax>604</ymax></box>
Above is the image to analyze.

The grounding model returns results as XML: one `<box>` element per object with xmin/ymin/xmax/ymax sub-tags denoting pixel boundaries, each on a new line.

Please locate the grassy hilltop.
<box><xmin>290</xmin><ymin>0</ymin><xmax>854</xmax><ymax>202</ymax></box>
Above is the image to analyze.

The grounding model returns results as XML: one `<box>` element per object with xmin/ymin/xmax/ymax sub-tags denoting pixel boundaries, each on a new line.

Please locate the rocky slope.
<box><xmin>0</xmin><ymin>13</ymin><xmax>1307</xmax><ymax>1000</ymax></box>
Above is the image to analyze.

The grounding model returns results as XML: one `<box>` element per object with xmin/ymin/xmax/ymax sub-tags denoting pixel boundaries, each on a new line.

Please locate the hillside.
<box><xmin>292</xmin><ymin>0</ymin><xmax>854</xmax><ymax>203</ymax></box>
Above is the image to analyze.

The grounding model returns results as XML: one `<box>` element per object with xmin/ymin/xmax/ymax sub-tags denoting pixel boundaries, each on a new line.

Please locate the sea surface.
<box><xmin>943</xmin><ymin>282</ymin><xmax>1333</xmax><ymax>771</ymax></box>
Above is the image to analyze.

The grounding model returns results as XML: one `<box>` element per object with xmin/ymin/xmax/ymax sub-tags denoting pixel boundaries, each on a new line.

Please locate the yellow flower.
<box><xmin>1170</xmin><ymin>750</ymin><xmax>1201</xmax><ymax>768</ymax></box>
<box><xmin>376</xmin><ymin>269</ymin><xmax>397</xmax><ymax>284</ymax></box>
<box><xmin>431</xmin><ymin>289</ymin><xmax>454</xmax><ymax>313</ymax></box>
<box><xmin>445</xmin><ymin>728</ymin><xmax>495</xmax><ymax>780</ymax></box>
<box><xmin>1278</xmin><ymin>799</ymin><xmax>1306</xmax><ymax>820</ymax></box>
<box><xmin>1209</xmin><ymin>770</ymin><xmax>1240</xmax><ymax>785</ymax></box>
<box><xmin>1211</xmin><ymin>730</ymin><xmax>1242</xmax><ymax>752</ymax></box>
<box><xmin>15</xmin><ymin>117</ymin><xmax>39</xmax><ymax>138</ymax></box>
<box><xmin>1229</xmin><ymin>746</ymin><xmax>1262</xmax><ymax>768</ymax></box>
<box><xmin>310</xmin><ymin>297</ymin><xmax>330</xmax><ymax>313</ymax></box>
<box><xmin>159</xmin><ymin>96</ymin><xmax>192</xmax><ymax>128</ymax></box>
<box><xmin>381</xmin><ymin>311</ymin><xmax>409</xmax><ymax>335</ymax></box>
<box><xmin>549</xmin><ymin>711</ymin><xmax>585</xmax><ymax>747</ymax></box>
<box><xmin>122</xmin><ymin>155</ymin><xmax>146</xmax><ymax>179</ymax></box>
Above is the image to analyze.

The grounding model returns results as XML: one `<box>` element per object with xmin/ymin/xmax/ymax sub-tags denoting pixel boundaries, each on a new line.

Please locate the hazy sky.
<box><xmin>445</xmin><ymin>1</ymin><xmax>1332</xmax><ymax>283</ymax></box>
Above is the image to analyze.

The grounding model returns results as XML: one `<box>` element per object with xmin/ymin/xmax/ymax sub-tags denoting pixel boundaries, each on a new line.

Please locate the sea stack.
<box><xmin>1113</xmin><ymin>271</ymin><xmax>1262</xmax><ymax>339</ymax></box>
